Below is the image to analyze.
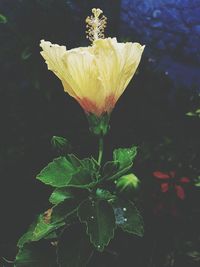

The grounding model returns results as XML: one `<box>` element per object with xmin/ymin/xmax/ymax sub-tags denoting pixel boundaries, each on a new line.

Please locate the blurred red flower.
<box><xmin>153</xmin><ymin>170</ymin><xmax>190</xmax><ymax>200</ymax></box>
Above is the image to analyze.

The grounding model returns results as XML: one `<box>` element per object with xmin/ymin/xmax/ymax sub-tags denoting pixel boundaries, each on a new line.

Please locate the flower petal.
<box><xmin>40</xmin><ymin>38</ymin><xmax>144</xmax><ymax>116</ymax></box>
<box><xmin>92</xmin><ymin>38</ymin><xmax>145</xmax><ymax>107</ymax></box>
<box><xmin>180</xmin><ymin>177</ymin><xmax>190</xmax><ymax>183</ymax></box>
<box><xmin>114</xmin><ymin>41</ymin><xmax>145</xmax><ymax>101</ymax></box>
<box><xmin>153</xmin><ymin>171</ymin><xmax>170</xmax><ymax>179</ymax></box>
<box><xmin>40</xmin><ymin>40</ymin><xmax>76</xmax><ymax>98</ymax></box>
<box><xmin>62</xmin><ymin>48</ymin><xmax>108</xmax><ymax>115</ymax></box>
<box><xmin>91</xmin><ymin>38</ymin><xmax>120</xmax><ymax>109</ymax></box>
<box><xmin>161</xmin><ymin>183</ymin><xmax>169</xmax><ymax>192</ymax></box>
<box><xmin>175</xmin><ymin>185</ymin><xmax>185</xmax><ymax>200</ymax></box>
<box><xmin>169</xmin><ymin>171</ymin><xmax>176</xmax><ymax>178</ymax></box>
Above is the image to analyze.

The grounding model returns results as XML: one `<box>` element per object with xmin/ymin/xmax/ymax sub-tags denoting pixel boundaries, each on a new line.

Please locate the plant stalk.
<box><xmin>97</xmin><ymin>136</ymin><xmax>103</xmax><ymax>165</ymax></box>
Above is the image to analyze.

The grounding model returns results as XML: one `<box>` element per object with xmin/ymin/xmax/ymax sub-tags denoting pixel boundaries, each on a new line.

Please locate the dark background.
<box><xmin>0</xmin><ymin>0</ymin><xmax>200</xmax><ymax>266</ymax></box>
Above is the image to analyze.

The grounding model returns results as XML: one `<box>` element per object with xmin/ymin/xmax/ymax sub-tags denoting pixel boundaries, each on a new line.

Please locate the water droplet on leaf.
<box><xmin>97</xmin><ymin>245</ymin><xmax>102</xmax><ymax>250</ymax></box>
<box><xmin>114</xmin><ymin>208</ymin><xmax>125</xmax><ymax>225</ymax></box>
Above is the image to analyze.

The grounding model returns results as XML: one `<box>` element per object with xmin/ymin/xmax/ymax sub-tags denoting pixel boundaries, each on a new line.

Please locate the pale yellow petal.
<box><xmin>62</xmin><ymin>49</ymin><xmax>104</xmax><ymax>107</ymax></box>
<box><xmin>114</xmin><ymin>42</ymin><xmax>145</xmax><ymax>100</ymax></box>
<box><xmin>40</xmin><ymin>38</ymin><xmax>144</xmax><ymax>116</ymax></box>
<box><xmin>91</xmin><ymin>38</ymin><xmax>119</xmax><ymax>98</ymax></box>
<box><xmin>91</xmin><ymin>38</ymin><xmax>144</xmax><ymax>102</ymax></box>
<box><xmin>40</xmin><ymin>40</ymin><xmax>76</xmax><ymax>98</ymax></box>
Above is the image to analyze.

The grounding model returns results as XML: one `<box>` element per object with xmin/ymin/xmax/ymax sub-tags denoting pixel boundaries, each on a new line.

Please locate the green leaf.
<box><xmin>67</xmin><ymin>154</ymin><xmax>99</xmax><ymax>179</ymax></box>
<box><xmin>186</xmin><ymin>109</ymin><xmax>200</xmax><ymax>117</ymax></box>
<box><xmin>15</xmin><ymin>242</ymin><xmax>57</xmax><ymax>267</ymax></box>
<box><xmin>36</xmin><ymin>157</ymin><xmax>96</xmax><ymax>188</ymax></box>
<box><xmin>112</xmin><ymin>199</ymin><xmax>144</xmax><ymax>237</ymax></box>
<box><xmin>69</xmin><ymin>168</ymin><xmax>97</xmax><ymax>188</ymax></box>
<box><xmin>81</xmin><ymin>157</ymin><xmax>100</xmax><ymax>175</ymax></box>
<box><xmin>51</xmin><ymin>198</ymin><xmax>80</xmax><ymax>224</ymax></box>
<box><xmin>51</xmin><ymin>136</ymin><xmax>71</xmax><ymax>154</ymax></box>
<box><xmin>44</xmin><ymin>231</ymin><xmax>58</xmax><ymax>240</ymax></box>
<box><xmin>18</xmin><ymin>212</ymin><xmax>65</xmax><ymax>248</ymax></box>
<box><xmin>18</xmin><ymin>196</ymin><xmax>81</xmax><ymax>248</ymax></box>
<box><xmin>37</xmin><ymin>157</ymin><xmax>76</xmax><ymax>187</ymax></box>
<box><xmin>102</xmin><ymin>161</ymin><xmax>120</xmax><ymax>177</ymax></box>
<box><xmin>57</xmin><ymin>224</ymin><xmax>93</xmax><ymax>267</ymax></box>
<box><xmin>96</xmin><ymin>188</ymin><xmax>116</xmax><ymax>201</ymax></box>
<box><xmin>195</xmin><ymin>176</ymin><xmax>200</xmax><ymax>187</ymax></box>
<box><xmin>100</xmin><ymin>146</ymin><xmax>137</xmax><ymax>183</ymax></box>
<box><xmin>66</xmin><ymin>154</ymin><xmax>82</xmax><ymax>167</ymax></box>
<box><xmin>0</xmin><ymin>14</ymin><xmax>7</xmax><ymax>23</ymax></box>
<box><xmin>49</xmin><ymin>188</ymin><xmax>74</xmax><ymax>205</ymax></box>
<box><xmin>186</xmin><ymin>112</ymin><xmax>196</xmax><ymax>116</ymax></box>
<box><xmin>187</xmin><ymin>250</ymin><xmax>200</xmax><ymax>260</ymax></box>
<box><xmin>102</xmin><ymin>162</ymin><xmax>133</xmax><ymax>183</ymax></box>
<box><xmin>78</xmin><ymin>199</ymin><xmax>116</xmax><ymax>251</ymax></box>
<box><xmin>113</xmin><ymin>146</ymin><xmax>137</xmax><ymax>169</ymax></box>
<box><xmin>21</xmin><ymin>47</ymin><xmax>32</xmax><ymax>60</ymax></box>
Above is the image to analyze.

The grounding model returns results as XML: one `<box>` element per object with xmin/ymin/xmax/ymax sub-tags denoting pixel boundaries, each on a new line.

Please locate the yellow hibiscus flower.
<box><xmin>40</xmin><ymin>9</ymin><xmax>144</xmax><ymax>117</ymax></box>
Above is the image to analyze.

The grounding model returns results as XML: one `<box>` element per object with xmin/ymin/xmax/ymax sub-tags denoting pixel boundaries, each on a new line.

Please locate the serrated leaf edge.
<box><xmin>112</xmin><ymin>200</ymin><xmax>144</xmax><ymax>237</ymax></box>
<box><xmin>77</xmin><ymin>199</ymin><xmax>116</xmax><ymax>252</ymax></box>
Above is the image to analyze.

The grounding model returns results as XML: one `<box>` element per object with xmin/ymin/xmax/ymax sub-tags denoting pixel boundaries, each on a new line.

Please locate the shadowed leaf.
<box><xmin>15</xmin><ymin>242</ymin><xmax>57</xmax><ymax>267</ymax></box>
<box><xmin>57</xmin><ymin>224</ymin><xmax>93</xmax><ymax>267</ymax></box>
<box><xmin>112</xmin><ymin>199</ymin><xmax>144</xmax><ymax>237</ymax></box>
<box><xmin>78</xmin><ymin>199</ymin><xmax>116</xmax><ymax>251</ymax></box>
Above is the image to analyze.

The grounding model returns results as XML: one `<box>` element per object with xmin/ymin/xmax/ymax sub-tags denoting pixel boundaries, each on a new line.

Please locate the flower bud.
<box><xmin>116</xmin><ymin>173</ymin><xmax>140</xmax><ymax>192</ymax></box>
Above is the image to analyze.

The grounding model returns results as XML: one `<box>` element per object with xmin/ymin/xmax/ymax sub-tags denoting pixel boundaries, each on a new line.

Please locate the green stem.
<box><xmin>97</xmin><ymin>164</ymin><xmax>133</xmax><ymax>184</ymax></box>
<box><xmin>97</xmin><ymin>136</ymin><xmax>103</xmax><ymax>165</ymax></box>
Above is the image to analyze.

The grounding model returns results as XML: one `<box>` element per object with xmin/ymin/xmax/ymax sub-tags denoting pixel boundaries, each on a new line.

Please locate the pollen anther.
<box><xmin>85</xmin><ymin>8</ymin><xmax>107</xmax><ymax>42</ymax></box>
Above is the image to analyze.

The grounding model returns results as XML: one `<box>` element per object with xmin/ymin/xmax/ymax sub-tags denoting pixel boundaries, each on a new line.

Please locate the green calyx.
<box><xmin>86</xmin><ymin>113</ymin><xmax>111</xmax><ymax>136</ymax></box>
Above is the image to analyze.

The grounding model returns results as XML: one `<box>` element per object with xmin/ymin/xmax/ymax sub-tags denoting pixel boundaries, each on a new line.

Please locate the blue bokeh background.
<box><xmin>120</xmin><ymin>0</ymin><xmax>200</xmax><ymax>89</ymax></box>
